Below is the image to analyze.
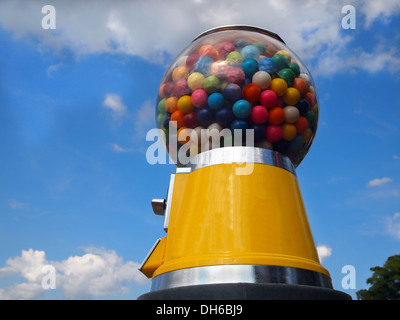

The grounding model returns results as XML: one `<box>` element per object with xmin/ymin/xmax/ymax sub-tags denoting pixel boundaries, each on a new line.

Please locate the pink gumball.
<box><xmin>259</xmin><ymin>90</ymin><xmax>278</xmax><ymax>109</ymax></box>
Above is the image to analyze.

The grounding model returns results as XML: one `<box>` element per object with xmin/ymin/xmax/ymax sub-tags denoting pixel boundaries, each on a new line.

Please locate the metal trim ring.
<box><xmin>150</xmin><ymin>264</ymin><xmax>333</xmax><ymax>291</ymax></box>
<box><xmin>188</xmin><ymin>147</ymin><xmax>296</xmax><ymax>176</ymax></box>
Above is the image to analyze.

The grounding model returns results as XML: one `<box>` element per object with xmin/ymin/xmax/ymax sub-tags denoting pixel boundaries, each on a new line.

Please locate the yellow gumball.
<box><xmin>177</xmin><ymin>95</ymin><xmax>193</xmax><ymax>113</ymax></box>
<box><xmin>283</xmin><ymin>87</ymin><xmax>300</xmax><ymax>105</ymax></box>
<box><xmin>282</xmin><ymin>123</ymin><xmax>297</xmax><ymax>141</ymax></box>
<box><xmin>270</xmin><ymin>78</ymin><xmax>288</xmax><ymax>96</ymax></box>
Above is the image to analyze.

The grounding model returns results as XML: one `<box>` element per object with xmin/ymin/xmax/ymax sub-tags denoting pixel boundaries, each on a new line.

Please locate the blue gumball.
<box><xmin>241</xmin><ymin>59</ymin><xmax>259</xmax><ymax>78</ymax></box>
<box><xmin>223</xmin><ymin>83</ymin><xmax>242</xmax><ymax>102</ymax></box>
<box><xmin>208</xmin><ymin>92</ymin><xmax>224</xmax><ymax>111</ymax></box>
<box><xmin>233</xmin><ymin>99</ymin><xmax>251</xmax><ymax>119</ymax></box>
<box><xmin>197</xmin><ymin>107</ymin><xmax>215</xmax><ymax>127</ymax></box>
<box><xmin>258</xmin><ymin>57</ymin><xmax>277</xmax><ymax>74</ymax></box>
<box><xmin>250</xmin><ymin>123</ymin><xmax>266</xmax><ymax>141</ymax></box>
<box><xmin>297</xmin><ymin>98</ymin><xmax>310</xmax><ymax>116</ymax></box>
<box><xmin>195</xmin><ymin>56</ymin><xmax>214</xmax><ymax>76</ymax></box>
<box><xmin>216</xmin><ymin>107</ymin><xmax>235</xmax><ymax>128</ymax></box>
<box><xmin>241</xmin><ymin>45</ymin><xmax>260</xmax><ymax>61</ymax></box>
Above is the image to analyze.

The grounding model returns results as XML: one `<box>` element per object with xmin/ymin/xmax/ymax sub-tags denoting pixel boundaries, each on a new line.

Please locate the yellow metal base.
<box><xmin>141</xmin><ymin>153</ymin><xmax>330</xmax><ymax>282</ymax></box>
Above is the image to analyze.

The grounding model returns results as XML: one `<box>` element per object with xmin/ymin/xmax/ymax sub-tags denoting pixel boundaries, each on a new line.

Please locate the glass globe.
<box><xmin>156</xmin><ymin>26</ymin><xmax>318</xmax><ymax>168</ymax></box>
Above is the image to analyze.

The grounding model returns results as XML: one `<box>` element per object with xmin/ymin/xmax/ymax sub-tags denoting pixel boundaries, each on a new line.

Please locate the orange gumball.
<box><xmin>292</xmin><ymin>78</ymin><xmax>309</xmax><ymax>97</ymax></box>
<box><xmin>199</xmin><ymin>44</ymin><xmax>219</xmax><ymax>60</ymax></box>
<box><xmin>172</xmin><ymin>65</ymin><xmax>188</xmax><ymax>82</ymax></box>
<box><xmin>165</xmin><ymin>96</ymin><xmax>178</xmax><ymax>113</ymax></box>
<box><xmin>294</xmin><ymin>116</ymin><xmax>308</xmax><ymax>134</ymax></box>
<box><xmin>170</xmin><ymin>110</ymin><xmax>184</xmax><ymax>128</ymax></box>
<box><xmin>268</xmin><ymin>107</ymin><xmax>285</xmax><ymax>125</ymax></box>
<box><xmin>177</xmin><ymin>126</ymin><xmax>192</xmax><ymax>144</ymax></box>
<box><xmin>242</xmin><ymin>83</ymin><xmax>261</xmax><ymax>103</ymax></box>
<box><xmin>304</xmin><ymin>91</ymin><xmax>315</xmax><ymax>106</ymax></box>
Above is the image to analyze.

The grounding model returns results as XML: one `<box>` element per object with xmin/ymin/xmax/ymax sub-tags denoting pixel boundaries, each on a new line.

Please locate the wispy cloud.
<box><xmin>385</xmin><ymin>212</ymin><xmax>400</xmax><ymax>241</ymax></box>
<box><xmin>7</xmin><ymin>199</ymin><xmax>27</xmax><ymax>209</ymax></box>
<box><xmin>0</xmin><ymin>247</ymin><xmax>148</xmax><ymax>300</ymax></box>
<box><xmin>317</xmin><ymin>245</ymin><xmax>332</xmax><ymax>263</ymax></box>
<box><xmin>367</xmin><ymin>177</ymin><xmax>393</xmax><ymax>187</ymax></box>
<box><xmin>0</xmin><ymin>1</ymin><xmax>399</xmax><ymax>75</ymax></box>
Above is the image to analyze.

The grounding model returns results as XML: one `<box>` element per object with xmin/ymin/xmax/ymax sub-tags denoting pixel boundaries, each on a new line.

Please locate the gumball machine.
<box><xmin>138</xmin><ymin>26</ymin><xmax>350</xmax><ymax>300</ymax></box>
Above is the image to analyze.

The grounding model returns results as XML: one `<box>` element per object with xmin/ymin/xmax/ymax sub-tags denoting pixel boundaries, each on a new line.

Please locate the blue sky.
<box><xmin>0</xmin><ymin>0</ymin><xmax>399</xmax><ymax>299</ymax></box>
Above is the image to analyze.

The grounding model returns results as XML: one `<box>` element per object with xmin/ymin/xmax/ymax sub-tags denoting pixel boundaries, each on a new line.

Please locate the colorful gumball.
<box><xmin>226</xmin><ymin>67</ymin><xmax>245</xmax><ymax>85</ymax></box>
<box><xmin>186</xmin><ymin>53</ymin><xmax>200</xmax><ymax>71</ymax></box>
<box><xmin>277</xmin><ymin>68</ymin><xmax>295</xmax><ymax>86</ymax></box>
<box><xmin>282</xmin><ymin>123</ymin><xmax>297</xmax><ymax>141</ymax></box>
<box><xmin>241</xmin><ymin>45</ymin><xmax>260</xmax><ymax>60</ymax></box>
<box><xmin>242</xmin><ymin>83</ymin><xmax>261</xmax><ymax>103</ymax></box>
<box><xmin>252</xmin><ymin>71</ymin><xmax>271</xmax><ymax>89</ymax></box>
<box><xmin>187</xmin><ymin>72</ymin><xmax>205</xmax><ymax>90</ymax></box>
<box><xmin>268</xmin><ymin>107</ymin><xmax>285</xmax><ymax>125</ymax></box>
<box><xmin>258</xmin><ymin>57</ymin><xmax>277</xmax><ymax>73</ymax></box>
<box><xmin>272</xmin><ymin>53</ymin><xmax>289</xmax><ymax>70</ymax></box>
<box><xmin>197</xmin><ymin>107</ymin><xmax>215</xmax><ymax>127</ymax></box>
<box><xmin>191</xmin><ymin>89</ymin><xmax>208</xmax><ymax>108</ymax></box>
<box><xmin>199</xmin><ymin>44</ymin><xmax>218</xmax><ymax>60</ymax></box>
<box><xmin>233</xmin><ymin>99</ymin><xmax>252</xmax><ymax>119</ymax></box>
<box><xmin>266</xmin><ymin>125</ymin><xmax>283</xmax><ymax>143</ymax></box>
<box><xmin>242</xmin><ymin>59</ymin><xmax>259</xmax><ymax>78</ymax></box>
<box><xmin>292</xmin><ymin>78</ymin><xmax>308</xmax><ymax>97</ymax></box>
<box><xmin>283</xmin><ymin>106</ymin><xmax>300</xmax><ymax>123</ymax></box>
<box><xmin>195</xmin><ymin>56</ymin><xmax>214</xmax><ymax>75</ymax></box>
<box><xmin>251</xmin><ymin>105</ymin><xmax>269</xmax><ymax>124</ymax></box>
<box><xmin>294</xmin><ymin>116</ymin><xmax>309</xmax><ymax>134</ymax></box>
<box><xmin>259</xmin><ymin>90</ymin><xmax>278</xmax><ymax>109</ymax></box>
<box><xmin>158</xmin><ymin>98</ymin><xmax>166</xmax><ymax>114</ymax></box>
<box><xmin>283</xmin><ymin>87</ymin><xmax>300</xmax><ymax>106</ymax></box>
<box><xmin>226</xmin><ymin>51</ymin><xmax>244</xmax><ymax>66</ymax></box>
<box><xmin>173</xmin><ymin>79</ymin><xmax>190</xmax><ymax>97</ymax></box>
<box><xmin>203</xmin><ymin>75</ymin><xmax>221</xmax><ymax>94</ymax></box>
<box><xmin>211</xmin><ymin>60</ymin><xmax>228</xmax><ymax>79</ymax></box>
<box><xmin>165</xmin><ymin>96</ymin><xmax>178</xmax><ymax>113</ymax></box>
<box><xmin>172</xmin><ymin>66</ymin><xmax>189</xmax><ymax>82</ymax></box>
<box><xmin>208</xmin><ymin>92</ymin><xmax>224</xmax><ymax>110</ymax></box>
<box><xmin>177</xmin><ymin>127</ymin><xmax>192</xmax><ymax>144</ymax></box>
<box><xmin>177</xmin><ymin>95</ymin><xmax>193</xmax><ymax>113</ymax></box>
<box><xmin>223</xmin><ymin>83</ymin><xmax>242</xmax><ymax>102</ymax></box>
<box><xmin>216</xmin><ymin>107</ymin><xmax>235</xmax><ymax>128</ymax></box>
<box><xmin>269</xmin><ymin>78</ymin><xmax>288</xmax><ymax>96</ymax></box>
<box><xmin>218</xmin><ymin>41</ymin><xmax>236</xmax><ymax>60</ymax></box>
<box><xmin>171</xmin><ymin>110</ymin><xmax>184</xmax><ymax>128</ymax></box>
<box><xmin>183</xmin><ymin>111</ymin><xmax>199</xmax><ymax>128</ymax></box>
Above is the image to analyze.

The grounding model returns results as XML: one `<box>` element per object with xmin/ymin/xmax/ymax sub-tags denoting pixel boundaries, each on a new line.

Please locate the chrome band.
<box><xmin>188</xmin><ymin>147</ymin><xmax>296</xmax><ymax>176</ymax></box>
<box><xmin>150</xmin><ymin>265</ymin><xmax>332</xmax><ymax>291</ymax></box>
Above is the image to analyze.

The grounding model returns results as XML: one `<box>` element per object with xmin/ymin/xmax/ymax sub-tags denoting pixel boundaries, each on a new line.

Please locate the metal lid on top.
<box><xmin>192</xmin><ymin>25</ymin><xmax>285</xmax><ymax>44</ymax></box>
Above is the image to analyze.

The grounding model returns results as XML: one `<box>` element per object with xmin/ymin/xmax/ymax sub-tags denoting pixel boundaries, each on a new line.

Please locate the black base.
<box><xmin>137</xmin><ymin>283</ymin><xmax>351</xmax><ymax>300</ymax></box>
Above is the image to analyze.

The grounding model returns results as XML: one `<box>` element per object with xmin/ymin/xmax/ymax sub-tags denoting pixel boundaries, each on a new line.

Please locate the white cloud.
<box><xmin>367</xmin><ymin>177</ymin><xmax>393</xmax><ymax>187</ymax></box>
<box><xmin>0</xmin><ymin>247</ymin><xmax>148</xmax><ymax>300</ymax></box>
<box><xmin>0</xmin><ymin>0</ymin><xmax>399</xmax><ymax>75</ymax></box>
<box><xmin>359</xmin><ymin>0</ymin><xmax>400</xmax><ymax>28</ymax></box>
<box><xmin>316</xmin><ymin>245</ymin><xmax>332</xmax><ymax>263</ymax></box>
<box><xmin>385</xmin><ymin>212</ymin><xmax>400</xmax><ymax>241</ymax></box>
<box><xmin>103</xmin><ymin>93</ymin><xmax>127</xmax><ymax>115</ymax></box>
<box><xmin>8</xmin><ymin>199</ymin><xmax>27</xmax><ymax>209</ymax></box>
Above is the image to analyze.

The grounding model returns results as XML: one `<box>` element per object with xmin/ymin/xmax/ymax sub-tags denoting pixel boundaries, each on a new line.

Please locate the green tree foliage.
<box><xmin>356</xmin><ymin>254</ymin><xmax>400</xmax><ymax>300</ymax></box>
